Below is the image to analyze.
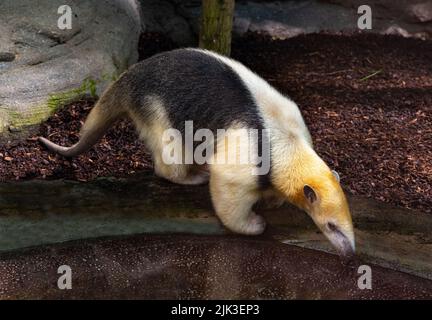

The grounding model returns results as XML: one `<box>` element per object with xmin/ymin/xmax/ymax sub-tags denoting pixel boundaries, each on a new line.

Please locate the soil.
<box><xmin>0</xmin><ymin>32</ymin><xmax>431</xmax><ymax>214</ymax></box>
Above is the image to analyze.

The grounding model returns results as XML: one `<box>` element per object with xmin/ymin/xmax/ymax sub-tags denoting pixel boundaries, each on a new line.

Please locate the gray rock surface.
<box><xmin>141</xmin><ymin>0</ymin><xmax>432</xmax><ymax>43</ymax></box>
<box><xmin>0</xmin><ymin>0</ymin><xmax>141</xmax><ymax>137</ymax></box>
<box><xmin>140</xmin><ymin>0</ymin><xmax>194</xmax><ymax>45</ymax></box>
<box><xmin>409</xmin><ymin>2</ymin><xmax>432</xmax><ymax>23</ymax></box>
<box><xmin>327</xmin><ymin>0</ymin><xmax>432</xmax><ymax>38</ymax></box>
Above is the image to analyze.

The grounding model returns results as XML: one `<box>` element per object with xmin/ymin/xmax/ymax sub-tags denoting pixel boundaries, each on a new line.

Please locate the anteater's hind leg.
<box><xmin>153</xmin><ymin>155</ymin><xmax>209</xmax><ymax>185</ymax></box>
<box><xmin>129</xmin><ymin>101</ymin><xmax>210</xmax><ymax>186</ymax></box>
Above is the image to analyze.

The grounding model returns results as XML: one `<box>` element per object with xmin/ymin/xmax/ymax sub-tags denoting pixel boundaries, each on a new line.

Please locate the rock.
<box><xmin>174</xmin><ymin>0</ymin><xmax>356</xmax><ymax>40</ymax></box>
<box><xmin>249</xmin><ymin>21</ymin><xmax>305</xmax><ymax>40</ymax></box>
<box><xmin>235</xmin><ymin>1</ymin><xmax>356</xmax><ymax>37</ymax></box>
<box><xmin>139</xmin><ymin>0</ymin><xmax>194</xmax><ymax>45</ymax></box>
<box><xmin>1</xmin><ymin>234</ymin><xmax>432</xmax><ymax>299</ymax></box>
<box><xmin>233</xmin><ymin>16</ymin><xmax>251</xmax><ymax>36</ymax></box>
<box><xmin>382</xmin><ymin>25</ymin><xmax>411</xmax><ymax>38</ymax></box>
<box><xmin>0</xmin><ymin>0</ymin><xmax>142</xmax><ymax>139</ymax></box>
<box><xmin>0</xmin><ymin>172</ymin><xmax>431</xmax><ymax>280</ymax></box>
<box><xmin>0</xmin><ymin>52</ymin><xmax>15</xmax><ymax>62</ymax></box>
<box><xmin>150</xmin><ymin>0</ymin><xmax>432</xmax><ymax>43</ymax></box>
<box><xmin>410</xmin><ymin>2</ymin><xmax>432</xmax><ymax>23</ymax></box>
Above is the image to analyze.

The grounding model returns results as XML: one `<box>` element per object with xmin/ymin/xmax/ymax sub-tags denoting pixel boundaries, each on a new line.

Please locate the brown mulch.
<box><xmin>0</xmin><ymin>100</ymin><xmax>152</xmax><ymax>182</ymax></box>
<box><xmin>0</xmin><ymin>32</ymin><xmax>431</xmax><ymax>214</ymax></box>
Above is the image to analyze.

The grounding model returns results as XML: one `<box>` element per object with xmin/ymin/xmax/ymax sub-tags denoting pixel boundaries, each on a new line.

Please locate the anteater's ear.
<box><xmin>332</xmin><ymin>170</ymin><xmax>340</xmax><ymax>182</ymax></box>
<box><xmin>303</xmin><ymin>185</ymin><xmax>317</xmax><ymax>204</ymax></box>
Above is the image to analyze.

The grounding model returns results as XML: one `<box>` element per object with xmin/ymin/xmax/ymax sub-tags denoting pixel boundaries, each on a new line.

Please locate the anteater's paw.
<box><xmin>240</xmin><ymin>212</ymin><xmax>266</xmax><ymax>235</ymax></box>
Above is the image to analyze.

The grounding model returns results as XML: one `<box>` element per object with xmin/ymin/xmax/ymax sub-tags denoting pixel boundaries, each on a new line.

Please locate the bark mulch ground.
<box><xmin>0</xmin><ymin>32</ymin><xmax>431</xmax><ymax>214</ymax></box>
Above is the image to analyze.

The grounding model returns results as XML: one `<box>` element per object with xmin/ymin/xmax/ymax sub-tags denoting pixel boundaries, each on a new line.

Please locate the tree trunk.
<box><xmin>199</xmin><ymin>0</ymin><xmax>235</xmax><ymax>56</ymax></box>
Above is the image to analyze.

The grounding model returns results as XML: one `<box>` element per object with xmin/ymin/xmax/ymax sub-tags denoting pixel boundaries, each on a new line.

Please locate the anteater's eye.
<box><xmin>327</xmin><ymin>222</ymin><xmax>338</xmax><ymax>232</ymax></box>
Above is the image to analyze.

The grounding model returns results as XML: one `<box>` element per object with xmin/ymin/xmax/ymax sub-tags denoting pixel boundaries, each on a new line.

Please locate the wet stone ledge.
<box><xmin>1</xmin><ymin>234</ymin><xmax>432</xmax><ymax>299</ymax></box>
<box><xmin>0</xmin><ymin>172</ymin><xmax>431</xmax><ymax>284</ymax></box>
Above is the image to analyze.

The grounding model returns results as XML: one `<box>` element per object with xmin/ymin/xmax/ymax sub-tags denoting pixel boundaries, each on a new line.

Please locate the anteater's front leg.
<box><xmin>209</xmin><ymin>165</ymin><xmax>266</xmax><ymax>235</ymax></box>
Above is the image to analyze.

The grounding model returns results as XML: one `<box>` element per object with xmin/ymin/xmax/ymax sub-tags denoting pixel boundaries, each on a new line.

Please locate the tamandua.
<box><xmin>39</xmin><ymin>48</ymin><xmax>355</xmax><ymax>256</ymax></box>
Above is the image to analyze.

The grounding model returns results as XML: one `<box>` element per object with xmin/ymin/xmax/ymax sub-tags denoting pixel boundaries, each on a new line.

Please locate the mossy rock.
<box><xmin>0</xmin><ymin>0</ymin><xmax>141</xmax><ymax>139</ymax></box>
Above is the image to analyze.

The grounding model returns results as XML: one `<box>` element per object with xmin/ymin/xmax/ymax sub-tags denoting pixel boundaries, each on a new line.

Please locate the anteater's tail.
<box><xmin>38</xmin><ymin>84</ymin><xmax>125</xmax><ymax>158</ymax></box>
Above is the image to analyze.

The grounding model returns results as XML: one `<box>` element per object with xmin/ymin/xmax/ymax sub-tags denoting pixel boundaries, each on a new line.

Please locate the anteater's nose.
<box><xmin>326</xmin><ymin>222</ymin><xmax>355</xmax><ymax>258</ymax></box>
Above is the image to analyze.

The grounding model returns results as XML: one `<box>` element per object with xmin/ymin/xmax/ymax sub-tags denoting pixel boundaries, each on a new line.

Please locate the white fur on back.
<box><xmin>192</xmin><ymin>49</ymin><xmax>312</xmax><ymax>145</ymax></box>
<box><xmin>191</xmin><ymin>49</ymin><xmax>314</xmax><ymax>179</ymax></box>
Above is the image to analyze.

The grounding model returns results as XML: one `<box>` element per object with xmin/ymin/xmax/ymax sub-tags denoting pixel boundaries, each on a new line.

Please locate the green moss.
<box><xmin>6</xmin><ymin>106</ymin><xmax>56</xmax><ymax>130</ymax></box>
<box><xmin>2</xmin><ymin>72</ymin><xmax>120</xmax><ymax>134</ymax></box>
<box><xmin>47</xmin><ymin>77</ymin><xmax>100</xmax><ymax>111</ymax></box>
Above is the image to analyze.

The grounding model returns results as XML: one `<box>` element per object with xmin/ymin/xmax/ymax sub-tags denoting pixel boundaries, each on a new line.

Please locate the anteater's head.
<box><xmin>299</xmin><ymin>169</ymin><xmax>355</xmax><ymax>257</ymax></box>
<box><xmin>274</xmin><ymin>144</ymin><xmax>355</xmax><ymax>257</ymax></box>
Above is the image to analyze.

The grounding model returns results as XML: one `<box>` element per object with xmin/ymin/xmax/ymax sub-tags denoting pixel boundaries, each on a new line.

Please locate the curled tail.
<box><xmin>38</xmin><ymin>84</ymin><xmax>125</xmax><ymax>158</ymax></box>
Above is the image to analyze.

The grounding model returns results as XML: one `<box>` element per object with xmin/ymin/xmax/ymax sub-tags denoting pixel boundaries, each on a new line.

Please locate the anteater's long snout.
<box><xmin>323</xmin><ymin>222</ymin><xmax>356</xmax><ymax>258</ymax></box>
